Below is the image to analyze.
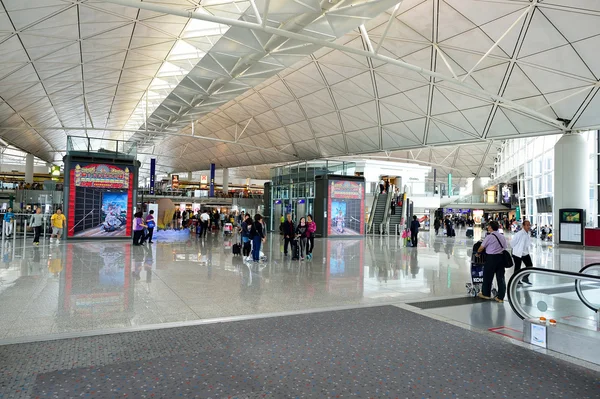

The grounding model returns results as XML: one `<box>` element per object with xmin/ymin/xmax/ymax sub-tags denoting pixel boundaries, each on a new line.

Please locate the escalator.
<box><xmin>508</xmin><ymin>266</ymin><xmax>600</xmax><ymax>323</ymax></box>
<box><xmin>507</xmin><ymin>266</ymin><xmax>600</xmax><ymax>365</ymax></box>
<box><xmin>369</xmin><ymin>193</ymin><xmax>389</xmax><ymax>234</ymax></box>
<box><xmin>387</xmin><ymin>195</ymin><xmax>404</xmax><ymax>235</ymax></box>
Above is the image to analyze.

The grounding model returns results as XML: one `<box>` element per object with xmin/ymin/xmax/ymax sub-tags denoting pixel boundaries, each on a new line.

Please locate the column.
<box><xmin>187</xmin><ymin>171</ymin><xmax>192</xmax><ymax>181</ymax></box>
<box><xmin>209</xmin><ymin>163</ymin><xmax>215</xmax><ymax>197</ymax></box>
<box><xmin>553</xmin><ymin>133</ymin><xmax>589</xmax><ymax>243</ymax></box>
<box><xmin>472</xmin><ymin>177</ymin><xmax>484</xmax><ymax>198</ymax></box>
<box><xmin>25</xmin><ymin>153</ymin><xmax>34</xmax><ymax>184</ymax></box>
<box><xmin>223</xmin><ymin>168</ymin><xmax>229</xmax><ymax>194</ymax></box>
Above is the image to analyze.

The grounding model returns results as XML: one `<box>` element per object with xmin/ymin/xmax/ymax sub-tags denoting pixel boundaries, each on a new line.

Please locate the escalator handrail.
<box><xmin>507</xmin><ymin>267</ymin><xmax>600</xmax><ymax>320</ymax></box>
<box><xmin>576</xmin><ymin>263</ymin><xmax>600</xmax><ymax>313</ymax></box>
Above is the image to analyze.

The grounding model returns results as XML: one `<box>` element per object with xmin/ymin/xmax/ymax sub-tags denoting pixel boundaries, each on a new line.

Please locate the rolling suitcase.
<box><xmin>466</xmin><ymin>227</ymin><xmax>474</xmax><ymax>238</ymax></box>
<box><xmin>232</xmin><ymin>242</ymin><xmax>241</xmax><ymax>256</ymax></box>
<box><xmin>291</xmin><ymin>239</ymin><xmax>300</xmax><ymax>260</ymax></box>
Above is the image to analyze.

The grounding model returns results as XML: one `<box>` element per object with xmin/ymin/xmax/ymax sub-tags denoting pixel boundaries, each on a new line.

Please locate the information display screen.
<box><xmin>68</xmin><ymin>163</ymin><xmax>134</xmax><ymax>238</ymax></box>
<box><xmin>327</xmin><ymin>180</ymin><xmax>365</xmax><ymax>236</ymax></box>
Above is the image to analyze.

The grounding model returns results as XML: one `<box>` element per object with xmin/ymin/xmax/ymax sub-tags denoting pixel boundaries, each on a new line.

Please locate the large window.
<box><xmin>494</xmin><ymin>131</ymin><xmax>598</xmax><ymax>226</ymax></box>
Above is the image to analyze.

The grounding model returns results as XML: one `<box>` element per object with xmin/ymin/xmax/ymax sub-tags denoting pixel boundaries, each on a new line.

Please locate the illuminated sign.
<box><xmin>74</xmin><ymin>164</ymin><xmax>130</xmax><ymax>189</ymax></box>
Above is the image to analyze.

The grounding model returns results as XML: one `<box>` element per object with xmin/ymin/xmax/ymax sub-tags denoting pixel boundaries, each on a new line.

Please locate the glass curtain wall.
<box><xmin>494</xmin><ymin>131</ymin><xmax>599</xmax><ymax>227</ymax></box>
<box><xmin>269</xmin><ymin>161</ymin><xmax>356</xmax><ymax>230</ymax></box>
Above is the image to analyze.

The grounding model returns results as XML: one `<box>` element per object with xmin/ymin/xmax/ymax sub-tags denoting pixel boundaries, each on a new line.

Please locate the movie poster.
<box><xmin>68</xmin><ymin>163</ymin><xmax>134</xmax><ymax>238</ymax></box>
<box><xmin>327</xmin><ymin>180</ymin><xmax>365</xmax><ymax>236</ymax></box>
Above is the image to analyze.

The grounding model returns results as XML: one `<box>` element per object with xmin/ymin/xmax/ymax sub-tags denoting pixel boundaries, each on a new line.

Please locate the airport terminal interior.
<box><xmin>1</xmin><ymin>0</ymin><xmax>600</xmax><ymax>398</ymax></box>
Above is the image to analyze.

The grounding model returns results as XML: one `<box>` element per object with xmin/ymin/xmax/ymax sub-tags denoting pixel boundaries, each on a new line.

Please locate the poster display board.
<box><xmin>327</xmin><ymin>179</ymin><xmax>365</xmax><ymax>236</ymax></box>
<box><xmin>67</xmin><ymin>162</ymin><xmax>134</xmax><ymax>238</ymax></box>
<box><xmin>558</xmin><ymin>208</ymin><xmax>584</xmax><ymax>245</ymax></box>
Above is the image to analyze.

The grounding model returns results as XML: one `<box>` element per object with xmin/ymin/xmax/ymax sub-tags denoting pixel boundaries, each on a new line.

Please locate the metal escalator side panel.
<box><xmin>576</xmin><ymin>263</ymin><xmax>600</xmax><ymax>313</ymax></box>
<box><xmin>507</xmin><ymin>267</ymin><xmax>600</xmax><ymax>321</ymax></box>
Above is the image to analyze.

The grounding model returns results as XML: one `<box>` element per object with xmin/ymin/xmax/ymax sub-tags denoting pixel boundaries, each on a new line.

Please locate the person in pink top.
<box><xmin>475</xmin><ymin>220</ymin><xmax>508</xmax><ymax>303</ymax></box>
<box><xmin>306</xmin><ymin>214</ymin><xmax>316</xmax><ymax>260</ymax></box>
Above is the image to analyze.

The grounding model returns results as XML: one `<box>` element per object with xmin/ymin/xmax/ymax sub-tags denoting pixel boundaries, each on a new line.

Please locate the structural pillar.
<box><xmin>25</xmin><ymin>153</ymin><xmax>34</xmax><ymax>184</ymax></box>
<box><xmin>472</xmin><ymin>177</ymin><xmax>484</xmax><ymax>197</ymax></box>
<box><xmin>209</xmin><ymin>163</ymin><xmax>215</xmax><ymax>197</ymax></box>
<box><xmin>553</xmin><ymin>133</ymin><xmax>589</xmax><ymax>243</ymax></box>
<box><xmin>223</xmin><ymin>168</ymin><xmax>229</xmax><ymax>194</ymax></box>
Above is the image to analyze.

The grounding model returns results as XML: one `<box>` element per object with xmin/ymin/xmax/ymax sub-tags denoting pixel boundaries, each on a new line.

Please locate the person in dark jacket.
<box><xmin>282</xmin><ymin>213</ymin><xmax>295</xmax><ymax>257</ymax></box>
<box><xmin>434</xmin><ymin>218</ymin><xmax>441</xmax><ymax>235</ymax></box>
<box><xmin>250</xmin><ymin>214</ymin><xmax>266</xmax><ymax>262</ymax></box>
<box><xmin>295</xmin><ymin>217</ymin><xmax>308</xmax><ymax>260</ymax></box>
<box><xmin>240</xmin><ymin>214</ymin><xmax>252</xmax><ymax>257</ymax></box>
<box><xmin>410</xmin><ymin>215</ymin><xmax>420</xmax><ymax>247</ymax></box>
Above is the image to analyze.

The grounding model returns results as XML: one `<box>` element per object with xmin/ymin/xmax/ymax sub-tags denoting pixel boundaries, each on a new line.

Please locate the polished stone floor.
<box><xmin>0</xmin><ymin>227</ymin><xmax>598</xmax><ymax>344</ymax></box>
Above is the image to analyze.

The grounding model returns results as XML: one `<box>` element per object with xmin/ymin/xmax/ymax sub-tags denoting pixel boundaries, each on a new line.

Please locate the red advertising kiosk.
<box><xmin>63</xmin><ymin>136</ymin><xmax>140</xmax><ymax>240</ymax></box>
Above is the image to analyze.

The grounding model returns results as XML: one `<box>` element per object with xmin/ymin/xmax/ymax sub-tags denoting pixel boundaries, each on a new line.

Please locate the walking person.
<box><xmin>475</xmin><ymin>221</ymin><xmax>508</xmax><ymax>303</ymax></box>
<box><xmin>306</xmin><ymin>214</ymin><xmax>316</xmax><ymax>259</ymax></box>
<box><xmin>145</xmin><ymin>210</ymin><xmax>155</xmax><ymax>244</ymax></box>
<box><xmin>295</xmin><ymin>217</ymin><xmax>309</xmax><ymax>260</ymax></box>
<box><xmin>29</xmin><ymin>207</ymin><xmax>43</xmax><ymax>246</ymax></box>
<box><xmin>200</xmin><ymin>210</ymin><xmax>210</xmax><ymax>238</ymax></box>
<box><xmin>50</xmin><ymin>209</ymin><xmax>66</xmax><ymax>243</ymax></box>
<box><xmin>3</xmin><ymin>207</ymin><xmax>14</xmax><ymax>238</ymax></box>
<box><xmin>282</xmin><ymin>213</ymin><xmax>295</xmax><ymax>257</ymax></box>
<box><xmin>434</xmin><ymin>217</ymin><xmax>441</xmax><ymax>236</ymax></box>
<box><xmin>240</xmin><ymin>214</ymin><xmax>252</xmax><ymax>258</ymax></box>
<box><xmin>511</xmin><ymin>220</ymin><xmax>533</xmax><ymax>285</ymax></box>
<box><xmin>133</xmin><ymin>211</ymin><xmax>147</xmax><ymax>246</ymax></box>
<box><xmin>250</xmin><ymin>214</ymin><xmax>266</xmax><ymax>262</ymax></box>
<box><xmin>410</xmin><ymin>215</ymin><xmax>420</xmax><ymax>247</ymax></box>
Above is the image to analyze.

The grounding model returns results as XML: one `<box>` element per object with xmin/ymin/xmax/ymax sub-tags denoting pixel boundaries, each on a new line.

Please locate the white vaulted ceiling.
<box><xmin>1</xmin><ymin>0</ymin><xmax>600</xmax><ymax>179</ymax></box>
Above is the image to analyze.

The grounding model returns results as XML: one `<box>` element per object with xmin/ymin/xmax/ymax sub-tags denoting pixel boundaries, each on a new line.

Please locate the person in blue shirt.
<box><xmin>3</xmin><ymin>207</ymin><xmax>15</xmax><ymax>238</ymax></box>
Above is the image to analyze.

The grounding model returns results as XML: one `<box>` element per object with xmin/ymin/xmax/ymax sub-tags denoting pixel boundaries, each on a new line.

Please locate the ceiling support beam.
<box><xmin>375</xmin><ymin>2</ymin><xmax>402</xmax><ymax>54</ymax></box>
<box><xmin>461</xmin><ymin>5</ymin><xmax>531</xmax><ymax>82</ymax></box>
<box><xmin>103</xmin><ymin>0</ymin><xmax>567</xmax><ymax>132</ymax></box>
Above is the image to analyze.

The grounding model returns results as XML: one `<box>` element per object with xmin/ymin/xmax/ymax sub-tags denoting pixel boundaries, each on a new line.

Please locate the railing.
<box><xmin>448</xmin><ymin>195</ymin><xmax>486</xmax><ymax>205</ymax></box>
<box><xmin>367</xmin><ymin>192</ymin><xmax>379</xmax><ymax>234</ymax></box>
<box><xmin>508</xmin><ymin>267</ymin><xmax>600</xmax><ymax>329</ymax></box>
<box><xmin>576</xmin><ymin>263</ymin><xmax>600</xmax><ymax>313</ymax></box>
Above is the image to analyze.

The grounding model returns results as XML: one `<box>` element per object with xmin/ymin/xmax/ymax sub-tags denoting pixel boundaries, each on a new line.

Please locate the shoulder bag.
<box><xmin>491</xmin><ymin>233</ymin><xmax>514</xmax><ymax>269</ymax></box>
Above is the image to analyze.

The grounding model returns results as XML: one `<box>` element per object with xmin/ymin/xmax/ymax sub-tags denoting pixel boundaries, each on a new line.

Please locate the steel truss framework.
<box><xmin>1</xmin><ymin>0</ymin><xmax>600</xmax><ymax>181</ymax></box>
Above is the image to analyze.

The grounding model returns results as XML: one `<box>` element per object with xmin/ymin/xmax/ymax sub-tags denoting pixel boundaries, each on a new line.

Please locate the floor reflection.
<box><xmin>0</xmin><ymin>227</ymin><xmax>598</xmax><ymax>342</ymax></box>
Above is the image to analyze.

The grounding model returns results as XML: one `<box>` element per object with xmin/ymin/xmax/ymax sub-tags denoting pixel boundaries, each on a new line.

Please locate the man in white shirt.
<box><xmin>200</xmin><ymin>210</ymin><xmax>210</xmax><ymax>238</ymax></box>
<box><xmin>511</xmin><ymin>220</ymin><xmax>533</xmax><ymax>284</ymax></box>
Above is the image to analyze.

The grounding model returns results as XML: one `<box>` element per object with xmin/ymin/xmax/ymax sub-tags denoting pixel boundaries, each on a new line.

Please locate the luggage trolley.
<box><xmin>466</xmin><ymin>240</ymin><xmax>497</xmax><ymax>297</ymax></box>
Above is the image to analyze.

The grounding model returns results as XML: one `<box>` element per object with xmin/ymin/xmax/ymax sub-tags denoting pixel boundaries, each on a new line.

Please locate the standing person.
<box><xmin>282</xmin><ymin>213</ymin><xmax>295</xmax><ymax>257</ymax></box>
<box><xmin>200</xmin><ymin>210</ymin><xmax>210</xmax><ymax>238</ymax></box>
<box><xmin>511</xmin><ymin>220</ymin><xmax>533</xmax><ymax>285</ymax></box>
<box><xmin>132</xmin><ymin>211</ymin><xmax>147</xmax><ymax>246</ymax></box>
<box><xmin>220</xmin><ymin>211</ymin><xmax>226</xmax><ymax>228</ymax></box>
<box><xmin>145</xmin><ymin>210</ymin><xmax>155</xmax><ymax>244</ymax></box>
<box><xmin>295</xmin><ymin>217</ymin><xmax>308</xmax><ymax>260</ymax></box>
<box><xmin>379</xmin><ymin>178</ymin><xmax>385</xmax><ymax>194</ymax></box>
<box><xmin>29</xmin><ymin>207</ymin><xmax>43</xmax><ymax>246</ymax></box>
<box><xmin>410</xmin><ymin>216</ymin><xmax>420</xmax><ymax>247</ymax></box>
<box><xmin>306</xmin><ymin>214</ymin><xmax>316</xmax><ymax>259</ymax></box>
<box><xmin>250</xmin><ymin>214</ymin><xmax>266</xmax><ymax>262</ymax></box>
<box><xmin>390</xmin><ymin>197</ymin><xmax>396</xmax><ymax>215</ymax></box>
<box><xmin>434</xmin><ymin>217</ymin><xmax>441</xmax><ymax>236</ymax></box>
<box><xmin>475</xmin><ymin>221</ymin><xmax>508</xmax><ymax>303</ymax></box>
<box><xmin>240</xmin><ymin>214</ymin><xmax>252</xmax><ymax>257</ymax></box>
<box><xmin>3</xmin><ymin>207</ymin><xmax>14</xmax><ymax>238</ymax></box>
<box><xmin>385</xmin><ymin>179</ymin><xmax>390</xmax><ymax>194</ymax></box>
<box><xmin>176</xmin><ymin>208</ymin><xmax>182</xmax><ymax>230</ymax></box>
<box><xmin>213</xmin><ymin>211</ymin><xmax>220</xmax><ymax>230</ymax></box>
<box><xmin>50</xmin><ymin>209</ymin><xmax>66</xmax><ymax>243</ymax></box>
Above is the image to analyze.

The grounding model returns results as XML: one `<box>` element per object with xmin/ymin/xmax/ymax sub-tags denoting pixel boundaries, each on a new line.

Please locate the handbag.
<box><xmin>491</xmin><ymin>233</ymin><xmax>514</xmax><ymax>268</ymax></box>
<box><xmin>147</xmin><ymin>220</ymin><xmax>155</xmax><ymax>229</ymax></box>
